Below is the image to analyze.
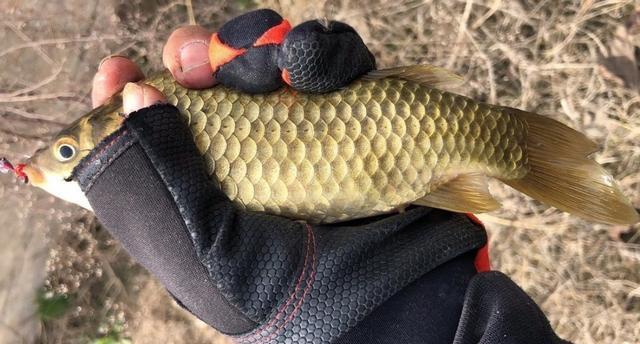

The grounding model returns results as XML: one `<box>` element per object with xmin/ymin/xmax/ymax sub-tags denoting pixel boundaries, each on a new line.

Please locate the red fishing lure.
<box><xmin>0</xmin><ymin>157</ymin><xmax>28</xmax><ymax>183</ymax></box>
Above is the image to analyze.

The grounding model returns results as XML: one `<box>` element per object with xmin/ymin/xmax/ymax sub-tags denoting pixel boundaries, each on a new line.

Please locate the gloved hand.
<box><xmin>207</xmin><ymin>8</ymin><xmax>376</xmax><ymax>93</ymax></box>
<box><xmin>84</xmin><ymin>10</ymin><xmax>570</xmax><ymax>344</ymax></box>
<box><xmin>93</xmin><ymin>9</ymin><xmax>376</xmax><ymax>105</ymax></box>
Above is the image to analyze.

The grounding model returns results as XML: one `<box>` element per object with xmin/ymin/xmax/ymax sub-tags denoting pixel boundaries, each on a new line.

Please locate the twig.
<box><xmin>545</xmin><ymin>0</ymin><xmax>592</xmax><ymax>58</ymax></box>
<box><xmin>2</xmin><ymin>107</ymin><xmax>67</xmax><ymax>126</ymax></box>
<box><xmin>453</xmin><ymin>0</ymin><xmax>535</xmax><ymax>25</ymax></box>
<box><xmin>149</xmin><ymin>1</ymin><xmax>187</xmax><ymax>33</ymax></box>
<box><xmin>185</xmin><ymin>0</ymin><xmax>196</xmax><ymax>25</ymax></box>
<box><xmin>471</xmin><ymin>0</ymin><xmax>502</xmax><ymax>29</ymax></box>
<box><xmin>529</xmin><ymin>63</ymin><xmax>596</xmax><ymax>71</ymax></box>
<box><xmin>464</xmin><ymin>29</ymin><xmax>497</xmax><ymax>103</ymax></box>
<box><xmin>446</xmin><ymin>0</ymin><xmax>473</xmax><ymax>69</ymax></box>
<box><xmin>0</xmin><ymin>63</ymin><xmax>64</xmax><ymax>98</ymax></box>
<box><xmin>0</xmin><ymin>35</ymin><xmax>126</xmax><ymax>60</ymax></box>
<box><xmin>0</xmin><ymin>93</ymin><xmax>75</xmax><ymax>103</ymax></box>
<box><xmin>0</xmin><ymin>128</ymin><xmax>50</xmax><ymax>141</ymax></box>
<box><xmin>5</xmin><ymin>22</ymin><xmax>55</xmax><ymax>66</ymax></box>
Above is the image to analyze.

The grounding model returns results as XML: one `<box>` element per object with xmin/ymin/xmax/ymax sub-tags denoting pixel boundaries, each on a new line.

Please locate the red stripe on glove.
<box><xmin>466</xmin><ymin>213</ymin><xmax>491</xmax><ymax>272</ymax></box>
<box><xmin>281</xmin><ymin>69</ymin><xmax>292</xmax><ymax>86</ymax></box>
<box><xmin>209</xmin><ymin>33</ymin><xmax>247</xmax><ymax>74</ymax></box>
<box><xmin>254</xmin><ymin>20</ymin><xmax>292</xmax><ymax>47</ymax></box>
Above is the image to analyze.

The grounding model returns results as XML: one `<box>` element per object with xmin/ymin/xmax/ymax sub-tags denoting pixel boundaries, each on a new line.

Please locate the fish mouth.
<box><xmin>2</xmin><ymin>158</ymin><xmax>92</xmax><ymax>211</ymax></box>
<box><xmin>15</xmin><ymin>163</ymin><xmax>47</xmax><ymax>186</ymax></box>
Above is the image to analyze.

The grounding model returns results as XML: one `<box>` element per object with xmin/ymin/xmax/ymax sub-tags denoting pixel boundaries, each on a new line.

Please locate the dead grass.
<box><xmin>0</xmin><ymin>0</ymin><xmax>638</xmax><ymax>343</ymax></box>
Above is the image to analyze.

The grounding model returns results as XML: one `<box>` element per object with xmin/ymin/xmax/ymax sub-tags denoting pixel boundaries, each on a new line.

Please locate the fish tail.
<box><xmin>499</xmin><ymin>108</ymin><xmax>639</xmax><ymax>225</ymax></box>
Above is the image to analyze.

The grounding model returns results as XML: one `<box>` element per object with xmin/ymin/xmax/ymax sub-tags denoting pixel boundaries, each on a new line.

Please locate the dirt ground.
<box><xmin>0</xmin><ymin>0</ymin><xmax>639</xmax><ymax>343</ymax></box>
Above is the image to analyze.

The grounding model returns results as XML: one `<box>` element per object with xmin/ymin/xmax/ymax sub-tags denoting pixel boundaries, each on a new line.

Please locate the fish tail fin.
<box><xmin>500</xmin><ymin>108</ymin><xmax>639</xmax><ymax>225</ymax></box>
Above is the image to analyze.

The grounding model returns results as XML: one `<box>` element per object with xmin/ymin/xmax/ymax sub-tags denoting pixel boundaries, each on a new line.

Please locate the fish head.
<box><xmin>21</xmin><ymin>97</ymin><xmax>124</xmax><ymax>211</ymax></box>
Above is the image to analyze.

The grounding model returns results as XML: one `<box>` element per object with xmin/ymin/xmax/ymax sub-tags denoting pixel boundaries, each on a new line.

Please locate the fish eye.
<box><xmin>57</xmin><ymin>144</ymin><xmax>76</xmax><ymax>162</ymax></box>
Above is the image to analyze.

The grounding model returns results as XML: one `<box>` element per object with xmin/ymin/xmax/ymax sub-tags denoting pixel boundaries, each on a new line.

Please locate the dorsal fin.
<box><xmin>412</xmin><ymin>174</ymin><xmax>500</xmax><ymax>213</ymax></box>
<box><xmin>362</xmin><ymin>64</ymin><xmax>464</xmax><ymax>89</ymax></box>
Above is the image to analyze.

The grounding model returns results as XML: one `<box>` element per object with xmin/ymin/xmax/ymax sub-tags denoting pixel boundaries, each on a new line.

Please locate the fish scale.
<box><xmin>145</xmin><ymin>71</ymin><xmax>527</xmax><ymax>223</ymax></box>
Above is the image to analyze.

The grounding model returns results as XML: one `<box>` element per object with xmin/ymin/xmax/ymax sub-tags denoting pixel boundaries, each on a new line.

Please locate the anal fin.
<box><xmin>413</xmin><ymin>174</ymin><xmax>500</xmax><ymax>213</ymax></box>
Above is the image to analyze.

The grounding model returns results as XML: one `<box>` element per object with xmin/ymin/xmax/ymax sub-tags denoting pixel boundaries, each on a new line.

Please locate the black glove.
<box><xmin>277</xmin><ymin>19</ymin><xmax>376</xmax><ymax>93</ymax></box>
<box><xmin>71</xmin><ymin>104</ymin><xmax>569</xmax><ymax>343</ymax></box>
<box><xmin>210</xmin><ymin>9</ymin><xmax>376</xmax><ymax>93</ymax></box>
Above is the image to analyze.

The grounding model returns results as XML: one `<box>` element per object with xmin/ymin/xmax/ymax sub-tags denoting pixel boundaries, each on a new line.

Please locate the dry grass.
<box><xmin>0</xmin><ymin>0</ymin><xmax>639</xmax><ymax>343</ymax></box>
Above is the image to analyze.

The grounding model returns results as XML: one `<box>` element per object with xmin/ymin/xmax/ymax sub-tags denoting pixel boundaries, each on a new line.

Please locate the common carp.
<box><xmin>8</xmin><ymin>65</ymin><xmax>639</xmax><ymax>224</ymax></box>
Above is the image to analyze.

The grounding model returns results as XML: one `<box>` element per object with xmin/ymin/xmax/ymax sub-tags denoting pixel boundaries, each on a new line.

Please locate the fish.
<box><xmin>8</xmin><ymin>65</ymin><xmax>639</xmax><ymax>224</ymax></box>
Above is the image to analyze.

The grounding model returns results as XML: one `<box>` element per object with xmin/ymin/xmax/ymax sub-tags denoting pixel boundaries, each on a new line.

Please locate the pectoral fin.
<box><xmin>413</xmin><ymin>174</ymin><xmax>500</xmax><ymax>213</ymax></box>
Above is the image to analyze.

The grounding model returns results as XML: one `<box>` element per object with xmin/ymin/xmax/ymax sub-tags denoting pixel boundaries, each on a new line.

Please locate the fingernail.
<box><xmin>122</xmin><ymin>82</ymin><xmax>143</xmax><ymax>115</ymax></box>
<box><xmin>179</xmin><ymin>41</ymin><xmax>210</xmax><ymax>73</ymax></box>
<box><xmin>98</xmin><ymin>54</ymin><xmax>128</xmax><ymax>70</ymax></box>
<box><xmin>123</xmin><ymin>82</ymin><xmax>142</xmax><ymax>95</ymax></box>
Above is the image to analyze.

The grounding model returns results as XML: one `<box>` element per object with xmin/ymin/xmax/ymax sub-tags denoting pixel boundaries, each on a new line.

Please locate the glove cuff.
<box><xmin>72</xmin><ymin>105</ymin><xmax>258</xmax><ymax>334</ymax></box>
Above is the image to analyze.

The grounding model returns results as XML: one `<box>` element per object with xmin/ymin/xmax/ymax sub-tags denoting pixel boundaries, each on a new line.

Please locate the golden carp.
<box><xmin>14</xmin><ymin>65</ymin><xmax>639</xmax><ymax>224</ymax></box>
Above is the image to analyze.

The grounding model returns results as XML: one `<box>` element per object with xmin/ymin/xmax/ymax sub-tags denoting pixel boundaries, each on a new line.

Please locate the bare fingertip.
<box><xmin>163</xmin><ymin>25</ymin><xmax>216</xmax><ymax>88</ymax></box>
<box><xmin>122</xmin><ymin>82</ymin><xmax>144</xmax><ymax>115</ymax></box>
<box><xmin>97</xmin><ymin>57</ymin><xmax>145</xmax><ymax>81</ymax></box>
<box><xmin>142</xmin><ymin>85</ymin><xmax>167</xmax><ymax>107</ymax></box>
<box><xmin>122</xmin><ymin>83</ymin><xmax>167</xmax><ymax>116</ymax></box>
<box><xmin>98</xmin><ymin>55</ymin><xmax>130</xmax><ymax>71</ymax></box>
<box><xmin>92</xmin><ymin>56</ymin><xmax>145</xmax><ymax>108</ymax></box>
